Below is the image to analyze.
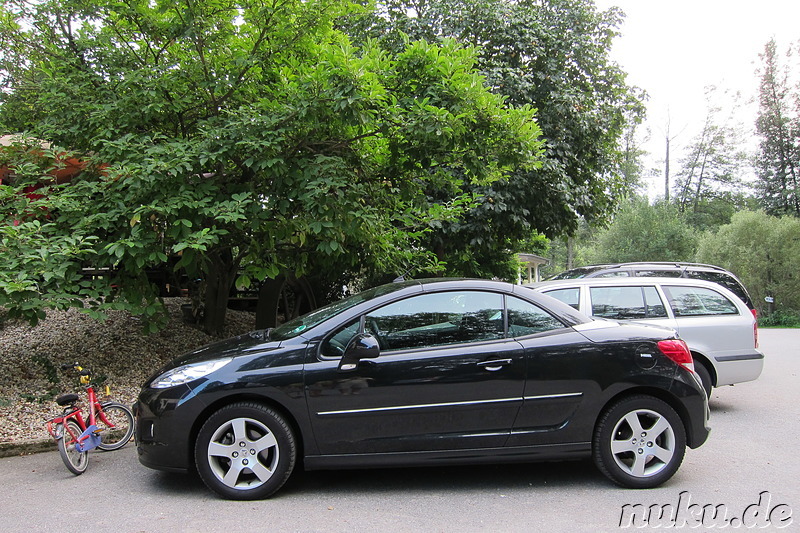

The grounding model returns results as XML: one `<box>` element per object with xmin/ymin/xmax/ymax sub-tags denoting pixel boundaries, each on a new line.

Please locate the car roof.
<box><xmin>527</xmin><ymin>276</ymin><xmax>745</xmax><ymax>304</ymax></box>
<box><xmin>547</xmin><ymin>262</ymin><xmax>735</xmax><ymax>279</ymax></box>
<box><xmin>561</xmin><ymin>262</ymin><xmax>729</xmax><ymax>272</ymax></box>
<box><xmin>531</xmin><ymin>276</ymin><xmax>729</xmax><ymax>288</ymax></box>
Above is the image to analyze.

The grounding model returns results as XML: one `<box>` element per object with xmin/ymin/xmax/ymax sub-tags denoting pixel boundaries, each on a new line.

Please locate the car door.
<box><xmin>304</xmin><ymin>290</ymin><xmax>526</xmax><ymax>455</ymax></box>
<box><xmin>504</xmin><ymin>295</ymin><xmax>607</xmax><ymax>447</ymax></box>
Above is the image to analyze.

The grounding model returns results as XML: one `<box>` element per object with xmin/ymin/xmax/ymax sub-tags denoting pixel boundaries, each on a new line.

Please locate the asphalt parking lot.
<box><xmin>1</xmin><ymin>329</ymin><xmax>798</xmax><ymax>533</ymax></box>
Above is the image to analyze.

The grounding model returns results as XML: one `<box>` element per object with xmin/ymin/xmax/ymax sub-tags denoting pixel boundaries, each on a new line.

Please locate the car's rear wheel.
<box><xmin>593</xmin><ymin>395</ymin><xmax>686</xmax><ymax>488</ymax></box>
<box><xmin>194</xmin><ymin>402</ymin><xmax>296</xmax><ymax>500</ymax></box>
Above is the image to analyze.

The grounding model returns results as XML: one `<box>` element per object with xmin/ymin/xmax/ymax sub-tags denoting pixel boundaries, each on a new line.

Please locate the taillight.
<box><xmin>657</xmin><ymin>339</ymin><xmax>695</xmax><ymax>373</ymax></box>
<box><xmin>751</xmin><ymin>309</ymin><xmax>759</xmax><ymax>348</ymax></box>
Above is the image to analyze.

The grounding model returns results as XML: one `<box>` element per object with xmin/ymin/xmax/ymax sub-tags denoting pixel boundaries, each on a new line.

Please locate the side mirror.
<box><xmin>339</xmin><ymin>333</ymin><xmax>380</xmax><ymax>371</ymax></box>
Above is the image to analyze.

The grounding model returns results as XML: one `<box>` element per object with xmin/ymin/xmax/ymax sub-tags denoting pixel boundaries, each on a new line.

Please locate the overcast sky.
<box><xmin>594</xmin><ymin>0</ymin><xmax>800</xmax><ymax>198</ymax></box>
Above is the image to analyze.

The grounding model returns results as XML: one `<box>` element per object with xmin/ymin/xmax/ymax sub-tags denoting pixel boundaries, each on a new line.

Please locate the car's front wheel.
<box><xmin>194</xmin><ymin>402</ymin><xmax>296</xmax><ymax>500</ymax></box>
<box><xmin>593</xmin><ymin>395</ymin><xmax>686</xmax><ymax>488</ymax></box>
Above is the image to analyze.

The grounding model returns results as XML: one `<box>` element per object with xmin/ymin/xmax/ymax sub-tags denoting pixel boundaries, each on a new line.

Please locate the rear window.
<box><xmin>662</xmin><ymin>285</ymin><xmax>739</xmax><ymax>317</ymax></box>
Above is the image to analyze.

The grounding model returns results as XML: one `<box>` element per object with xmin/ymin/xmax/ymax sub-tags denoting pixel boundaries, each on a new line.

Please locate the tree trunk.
<box><xmin>203</xmin><ymin>249</ymin><xmax>239</xmax><ymax>337</ymax></box>
<box><xmin>255</xmin><ymin>275</ymin><xmax>286</xmax><ymax>329</ymax></box>
<box><xmin>566</xmin><ymin>236</ymin><xmax>574</xmax><ymax>269</ymax></box>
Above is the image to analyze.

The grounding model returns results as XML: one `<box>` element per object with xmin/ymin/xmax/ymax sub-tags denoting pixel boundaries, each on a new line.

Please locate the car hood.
<box><xmin>142</xmin><ymin>329</ymin><xmax>298</xmax><ymax>389</ymax></box>
<box><xmin>169</xmin><ymin>329</ymin><xmax>277</xmax><ymax>367</ymax></box>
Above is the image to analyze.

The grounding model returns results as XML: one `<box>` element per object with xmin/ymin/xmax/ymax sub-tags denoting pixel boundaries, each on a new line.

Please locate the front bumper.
<box><xmin>135</xmin><ymin>384</ymin><xmax>204</xmax><ymax>473</ymax></box>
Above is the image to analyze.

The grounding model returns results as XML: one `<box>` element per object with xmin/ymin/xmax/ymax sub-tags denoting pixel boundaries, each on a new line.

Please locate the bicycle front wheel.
<box><xmin>57</xmin><ymin>419</ymin><xmax>89</xmax><ymax>475</ymax></box>
<box><xmin>96</xmin><ymin>402</ymin><xmax>134</xmax><ymax>451</ymax></box>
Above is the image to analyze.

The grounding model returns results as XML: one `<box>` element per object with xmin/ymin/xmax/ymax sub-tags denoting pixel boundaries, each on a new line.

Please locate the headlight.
<box><xmin>150</xmin><ymin>357</ymin><xmax>233</xmax><ymax>389</ymax></box>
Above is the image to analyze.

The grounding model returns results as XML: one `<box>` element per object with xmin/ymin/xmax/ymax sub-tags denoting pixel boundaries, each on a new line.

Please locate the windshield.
<box><xmin>269</xmin><ymin>282</ymin><xmax>414</xmax><ymax>341</ymax></box>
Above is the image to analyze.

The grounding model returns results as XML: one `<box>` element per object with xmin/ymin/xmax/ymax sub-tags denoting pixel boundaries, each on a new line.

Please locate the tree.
<box><xmin>581</xmin><ymin>197</ymin><xmax>698</xmax><ymax>265</ymax></box>
<box><xmin>0</xmin><ymin>0</ymin><xmax>542</xmax><ymax>334</ymax></box>
<box><xmin>672</xmin><ymin>87</ymin><xmax>749</xmax><ymax>217</ymax></box>
<box><xmin>342</xmin><ymin>0</ymin><xmax>645</xmax><ymax>278</ymax></box>
<box><xmin>754</xmin><ymin>38</ymin><xmax>800</xmax><ymax>216</ymax></box>
<box><xmin>696</xmin><ymin>211</ymin><xmax>800</xmax><ymax>316</ymax></box>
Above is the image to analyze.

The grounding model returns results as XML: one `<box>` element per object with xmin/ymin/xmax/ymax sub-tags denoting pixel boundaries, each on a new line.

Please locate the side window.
<box><xmin>662</xmin><ymin>286</ymin><xmax>739</xmax><ymax>317</ymax></box>
<box><xmin>543</xmin><ymin>288</ymin><xmax>580</xmax><ymax>310</ymax></box>
<box><xmin>687</xmin><ymin>271</ymin><xmax>749</xmax><ymax>305</ymax></box>
<box><xmin>507</xmin><ymin>296</ymin><xmax>565</xmax><ymax>337</ymax></box>
<box><xmin>589</xmin><ymin>286</ymin><xmax>647</xmax><ymax>319</ymax></box>
<box><xmin>643</xmin><ymin>286</ymin><xmax>668</xmax><ymax>317</ymax></box>
<box><xmin>320</xmin><ymin>319</ymin><xmax>360</xmax><ymax>357</ymax></box>
<box><xmin>365</xmin><ymin>291</ymin><xmax>504</xmax><ymax>351</ymax></box>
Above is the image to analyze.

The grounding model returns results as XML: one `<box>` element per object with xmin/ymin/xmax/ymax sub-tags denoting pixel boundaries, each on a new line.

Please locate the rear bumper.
<box><xmin>714</xmin><ymin>350</ymin><xmax>764</xmax><ymax>386</ymax></box>
<box><xmin>670</xmin><ymin>369</ymin><xmax>711</xmax><ymax>449</ymax></box>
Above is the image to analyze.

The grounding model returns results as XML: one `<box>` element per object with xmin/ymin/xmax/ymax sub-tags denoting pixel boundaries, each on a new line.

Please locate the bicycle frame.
<box><xmin>46</xmin><ymin>381</ymin><xmax>110</xmax><ymax>452</ymax></box>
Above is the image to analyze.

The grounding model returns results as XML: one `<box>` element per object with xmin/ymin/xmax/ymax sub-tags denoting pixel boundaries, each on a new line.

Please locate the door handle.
<box><xmin>477</xmin><ymin>359</ymin><xmax>512</xmax><ymax>371</ymax></box>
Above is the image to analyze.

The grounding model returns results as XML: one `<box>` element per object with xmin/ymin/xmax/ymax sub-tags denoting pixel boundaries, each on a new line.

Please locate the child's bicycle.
<box><xmin>45</xmin><ymin>362</ymin><xmax>134</xmax><ymax>475</ymax></box>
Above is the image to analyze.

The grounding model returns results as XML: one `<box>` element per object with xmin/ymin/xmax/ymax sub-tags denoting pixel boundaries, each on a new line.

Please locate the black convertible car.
<box><xmin>134</xmin><ymin>278</ymin><xmax>710</xmax><ymax>499</ymax></box>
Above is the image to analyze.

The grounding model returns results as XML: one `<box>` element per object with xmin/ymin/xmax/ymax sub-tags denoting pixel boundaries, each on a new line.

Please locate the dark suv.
<box><xmin>549</xmin><ymin>262</ymin><xmax>755</xmax><ymax>312</ymax></box>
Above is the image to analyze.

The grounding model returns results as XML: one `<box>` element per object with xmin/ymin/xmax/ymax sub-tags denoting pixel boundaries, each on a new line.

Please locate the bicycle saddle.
<box><xmin>56</xmin><ymin>393</ymin><xmax>79</xmax><ymax>406</ymax></box>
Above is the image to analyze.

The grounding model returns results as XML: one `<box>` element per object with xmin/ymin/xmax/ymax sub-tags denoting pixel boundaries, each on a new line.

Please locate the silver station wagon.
<box><xmin>527</xmin><ymin>277</ymin><xmax>763</xmax><ymax>397</ymax></box>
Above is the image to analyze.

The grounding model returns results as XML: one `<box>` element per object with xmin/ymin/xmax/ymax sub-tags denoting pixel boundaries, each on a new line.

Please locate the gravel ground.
<box><xmin>0</xmin><ymin>299</ymin><xmax>255</xmax><ymax>448</ymax></box>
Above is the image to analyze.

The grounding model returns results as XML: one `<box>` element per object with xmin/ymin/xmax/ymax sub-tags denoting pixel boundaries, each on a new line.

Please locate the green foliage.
<box><xmin>681</xmin><ymin>192</ymin><xmax>760</xmax><ymax>232</ymax></box>
<box><xmin>758</xmin><ymin>310</ymin><xmax>800</xmax><ymax>328</ymax></box>
<box><xmin>342</xmin><ymin>0</ymin><xmax>644</xmax><ymax>276</ymax></box>
<box><xmin>0</xmin><ymin>0</ymin><xmax>542</xmax><ymax>333</ymax></box>
<box><xmin>581</xmin><ymin>197</ymin><xmax>698</xmax><ymax>265</ymax></box>
<box><xmin>696</xmin><ymin>210</ymin><xmax>800</xmax><ymax>316</ymax></box>
<box><xmin>754</xmin><ymin>39</ymin><xmax>800</xmax><ymax>216</ymax></box>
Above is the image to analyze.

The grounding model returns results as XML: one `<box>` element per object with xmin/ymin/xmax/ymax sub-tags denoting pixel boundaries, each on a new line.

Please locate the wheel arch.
<box><xmin>187</xmin><ymin>393</ymin><xmax>307</xmax><ymax>472</ymax></box>
<box><xmin>689</xmin><ymin>350</ymin><xmax>717</xmax><ymax>387</ymax></box>
<box><xmin>593</xmin><ymin>387</ymin><xmax>696</xmax><ymax>450</ymax></box>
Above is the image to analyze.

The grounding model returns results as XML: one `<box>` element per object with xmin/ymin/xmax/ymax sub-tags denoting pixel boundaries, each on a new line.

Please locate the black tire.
<box><xmin>593</xmin><ymin>395</ymin><xmax>686</xmax><ymax>489</ymax></box>
<box><xmin>96</xmin><ymin>402</ymin><xmax>134</xmax><ymax>451</ymax></box>
<box><xmin>194</xmin><ymin>402</ymin><xmax>296</xmax><ymax>500</ymax></box>
<box><xmin>694</xmin><ymin>362</ymin><xmax>713</xmax><ymax>399</ymax></box>
<box><xmin>58</xmin><ymin>419</ymin><xmax>89</xmax><ymax>475</ymax></box>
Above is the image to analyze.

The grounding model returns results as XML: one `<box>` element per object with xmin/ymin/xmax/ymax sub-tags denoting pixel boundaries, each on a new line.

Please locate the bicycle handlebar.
<box><xmin>60</xmin><ymin>362</ymin><xmax>91</xmax><ymax>376</ymax></box>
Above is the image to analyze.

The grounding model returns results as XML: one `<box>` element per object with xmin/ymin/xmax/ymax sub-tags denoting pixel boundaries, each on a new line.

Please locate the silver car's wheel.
<box><xmin>593</xmin><ymin>395</ymin><xmax>686</xmax><ymax>488</ymax></box>
<box><xmin>694</xmin><ymin>362</ymin><xmax>713</xmax><ymax>398</ymax></box>
<box><xmin>195</xmin><ymin>403</ymin><xmax>296</xmax><ymax>500</ymax></box>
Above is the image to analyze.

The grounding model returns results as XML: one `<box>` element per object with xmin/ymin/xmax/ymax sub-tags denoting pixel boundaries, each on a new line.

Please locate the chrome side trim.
<box><xmin>316</xmin><ymin>397</ymin><xmax>521</xmax><ymax>416</ymax></box>
<box><xmin>715</xmin><ymin>352</ymin><xmax>765</xmax><ymax>362</ymax></box>
<box><xmin>316</xmin><ymin>392</ymin><xmax>584</xmax><ymax>417</ymax></box>
<box><xmin>523</xmin><ymin>392</ymin><xmax>583</xmax><ymax>401</ymax></box>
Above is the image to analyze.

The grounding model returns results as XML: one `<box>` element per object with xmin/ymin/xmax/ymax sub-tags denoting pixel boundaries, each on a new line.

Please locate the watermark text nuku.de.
<box><xmin>619</xmin><ymin>491</ymin><xmax>793</xmax><ymax>529</ymax></box>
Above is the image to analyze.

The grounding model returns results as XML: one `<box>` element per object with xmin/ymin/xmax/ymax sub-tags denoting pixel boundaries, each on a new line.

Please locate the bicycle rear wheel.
<box><xmin>96</xmin><ymin>402</ymin><xmax>134</xmax><ymax>451</ymax></box>
<box><xmin>57</xmin><ymin>419</ymin><xmax>89</xmax><ymax>475</ymax></box>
